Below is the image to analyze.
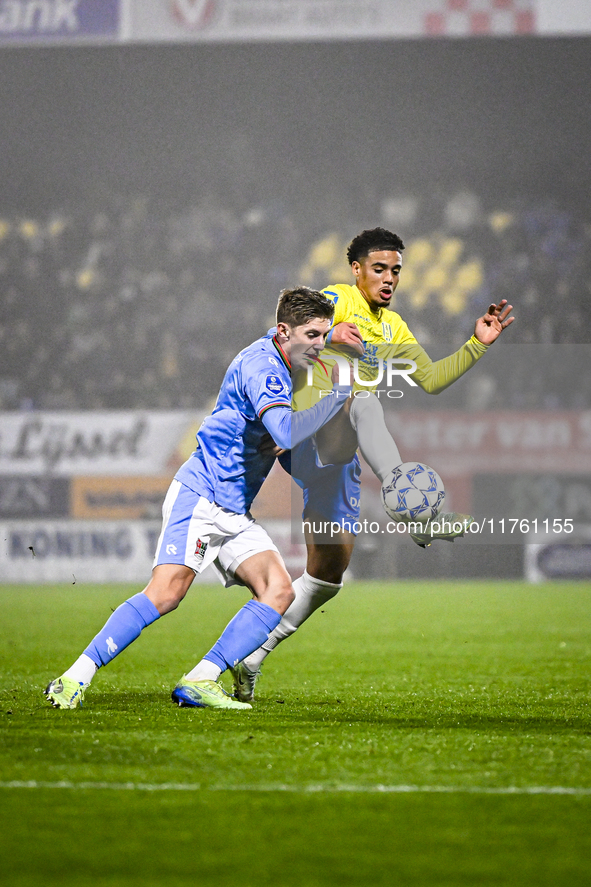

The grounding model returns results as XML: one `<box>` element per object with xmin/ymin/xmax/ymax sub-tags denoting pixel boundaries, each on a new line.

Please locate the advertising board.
<box><xmin>0</xmin><ymin>0</ymin><xmax>120</xmax><ymax>43</ymax></box>
<box><xmin>126</xmin><ymin>0</ymin><xmax>537</xmax><ymax>42</ymax></box>
<box><xmin>0</xmin><ymin>411</ymin><xmax>195</xmax><ymax>476</ymax></box>
<box><xmin>0</xmin><ymin>518</ymin><xmax>305</xmax><ymax>582</ymax></box>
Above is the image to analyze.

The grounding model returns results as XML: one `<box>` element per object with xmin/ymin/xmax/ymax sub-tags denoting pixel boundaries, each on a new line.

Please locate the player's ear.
<box><xmin>276</xmin><ymin>321</ymin><xmax>291</xmax><ymax>341</ymax></box>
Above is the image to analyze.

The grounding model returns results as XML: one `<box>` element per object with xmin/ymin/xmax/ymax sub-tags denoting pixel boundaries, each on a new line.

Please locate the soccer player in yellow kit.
<box><xmin>232</xmin><ymin>228</ymin><xmax>514</xmax><ymax>702</ymax></box>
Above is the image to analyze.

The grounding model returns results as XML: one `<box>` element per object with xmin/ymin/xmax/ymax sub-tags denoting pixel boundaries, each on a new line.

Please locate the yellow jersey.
<box><xmin>293</xmin><ymin>283</ymin><xmax>489</xmax><ymax>410</ymax></box>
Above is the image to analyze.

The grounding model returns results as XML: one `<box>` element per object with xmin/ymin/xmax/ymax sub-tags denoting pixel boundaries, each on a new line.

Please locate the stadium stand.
<box><xmin>1</xmin><ymin>188</ymin><xmax>590</xmax><ymax>411</ymax></box>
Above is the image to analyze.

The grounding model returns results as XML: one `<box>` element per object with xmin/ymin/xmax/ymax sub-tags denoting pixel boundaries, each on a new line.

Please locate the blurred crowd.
<box><xmin>1</xmin><ymin>188</ymin><xmax>590</xmax><ymax>411</ymax></box>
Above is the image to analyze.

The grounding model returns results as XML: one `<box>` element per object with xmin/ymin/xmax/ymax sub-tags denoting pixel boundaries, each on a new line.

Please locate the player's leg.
<box><xmin>237</xmin><ymin>458</ymin><xmax>361</xmax><ymax>695</ymax></box>
<box><xmin>172</xmin><ymin>522</ymin><xmax>294</xmax><ymax>710</ymax></box>
<box><xmin>348</xmin><ymin>392</ymin><xmax>402</xmax><ymax>481</ymax></box>
<box><xmin>313</xmin><ymin>399</ymin><xmax>358</xmax><ymax>465</ymax></box>
<box><xmin>183</xmin><ymin>550</ymin><xmax>293</xmax><ymax>681</ymax></box>
<box><xmin>304</xmin><ymin>519</ymin><xmax>356</xmax><ymax>583</ymax></box>
<box><xmin>344</xmin><ymin>392</ymin><xmax>474</xmax><ymax>546</ymax></box>
<box><xmin>240</xmin><ymin>522</ymin><xmax>353</xmax><ymax>681</ymax></box>
<box><xmin>314</xmin><ymin>391</ymin><xmax>401</xmax><ymax>482</ymax></box>
<box><xmin>44</xmin><ymin>479</ymin><xmax>202</xmax><ymax>710</ymax></box>
<box><xmin>44</xmin><ymin>564</ymin><xmax>194</xmax><ymax>709</ymax></box>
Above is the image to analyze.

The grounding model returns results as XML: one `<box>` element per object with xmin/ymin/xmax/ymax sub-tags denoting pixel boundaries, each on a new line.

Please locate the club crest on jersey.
<box><xmin>194</xmin><ymin>538</ymin><xmax>208</xmax><ymax>564</ymax></box>
<box><xmin>381</xmin><ymin>322</ymin><xmax>393</xmax><ymax>342</ymax></box>
<box><xmin>265</xmin><ymin>374</ymin><xmax>286</xmax><ymax>395</ymax></box>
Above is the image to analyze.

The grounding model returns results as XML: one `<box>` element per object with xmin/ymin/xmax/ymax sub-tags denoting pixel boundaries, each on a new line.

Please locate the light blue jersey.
<box><xmin>76</xmin><ymin>329</ymin><xmax>351</xmax><ymax>688</ymax></box>
<box><xmin>175</xmin><ymin>329</ymin><xmax>350</xmax><ymax>514</ymax></box>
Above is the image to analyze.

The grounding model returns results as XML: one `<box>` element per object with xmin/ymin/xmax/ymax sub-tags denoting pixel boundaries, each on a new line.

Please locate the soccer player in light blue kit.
<box><xmin>44</xmin><ymin>287</ymin><xmax>352</xmax><ymax>711</ymax></box>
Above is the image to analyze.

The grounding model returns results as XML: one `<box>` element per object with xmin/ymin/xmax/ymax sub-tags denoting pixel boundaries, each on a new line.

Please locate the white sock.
<box><xmin>63</xmin><ymin>653</ymin><xmax>98</xmax><ymax>686</ymax></box>
<box><xmin>185</xmin><ymin>659</ymin><xmax>222</xmax><ymax>682</ymax></box>
<box><xmin>349</xmin><ymin>392</ymin><xmax>402</xmax><ymax>482</ymax></box>
<box><xmin>242</xmin><ymin>571</ymin><xmax>342</xmax><ymax>672</ymax></box>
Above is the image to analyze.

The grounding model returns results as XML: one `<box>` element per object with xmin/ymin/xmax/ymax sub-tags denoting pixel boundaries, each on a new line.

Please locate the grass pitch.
<box><xmin>1</xmin><ymin>580</ymin><xmax>590</xmax><ymax>886</ymax></box>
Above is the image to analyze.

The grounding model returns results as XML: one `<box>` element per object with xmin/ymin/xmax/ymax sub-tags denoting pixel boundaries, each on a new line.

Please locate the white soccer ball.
<box><xmin>381</xmin><ymin>461</ymin><xmax>445</xmax><ymax>524</ymax></box>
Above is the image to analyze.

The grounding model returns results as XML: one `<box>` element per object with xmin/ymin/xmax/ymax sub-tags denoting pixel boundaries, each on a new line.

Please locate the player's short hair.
<box><xmin>346</xmin><ymin>228</ymin><xmax>405</xmax><ymax>265</ymax></box>
<box><xmin>276</xmin><ymin>286</ymin><xmax>335</xmax><ymax>328</ymax></box>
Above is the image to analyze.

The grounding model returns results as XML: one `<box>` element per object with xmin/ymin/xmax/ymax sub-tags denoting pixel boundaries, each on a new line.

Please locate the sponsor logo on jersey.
<box><xmin>265</xmin><ymin>374</ymin><xmax>287</xmax><ymax>395</ymax></box>
<box><xmin>194</xmin><ymin>537</ymin><xmax>208</xmax><ymax>564</ymax></box>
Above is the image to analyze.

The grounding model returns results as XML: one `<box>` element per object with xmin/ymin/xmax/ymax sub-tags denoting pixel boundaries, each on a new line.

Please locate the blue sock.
<box><xmin>83</xmin><ymin>592</ymin><xmax>160</xmax><ymax>669</ymax></box>
<box><xmin>204</xmin><ymin>600</ymin><xmax>281</xmax><ymax>673</ymax></box>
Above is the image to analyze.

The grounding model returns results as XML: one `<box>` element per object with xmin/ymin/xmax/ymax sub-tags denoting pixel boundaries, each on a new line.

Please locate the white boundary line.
<box><xmin>1</xmin><ymin>781</ymin><xmax>591</xmax><ymax>796</ymax></box>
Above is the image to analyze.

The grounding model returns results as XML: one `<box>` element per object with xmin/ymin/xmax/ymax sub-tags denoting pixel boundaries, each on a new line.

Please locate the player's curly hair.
<box><xmin>276</xmin><ymin>286</ymin><xmax>335</xmax><ymax>328</ymax></box>
<box><xmin>346</xmin><ymin>228</ymin><xmax>405</xmax><ymax>265</ymax></box>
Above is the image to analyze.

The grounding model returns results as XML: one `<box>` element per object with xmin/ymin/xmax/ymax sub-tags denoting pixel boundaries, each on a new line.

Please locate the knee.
<box><xmin>144</xmin><ymin>565</ymin><xmax>194</xmax><ymax>615</ymax></box>
<box><xmin>307</xmin><ymin>549</ymin><xmax>351</xmax><ymax>585</ymax></box>
<box><xmin>273</xmin><ymin>579</ymin><xmax>295</xmax><ymax>614</ymax></box>
<box><xmin>236</xmin><ymin>551</ymin><xmax>295</xmax><ymax>615</ymax></box>
<box><xmin>157</xmin><ymin>584</ymin><xmax>186</xmax><ymax>613</ymax></box>
<box><xmin>259</xmin><ymin>575</ymin><xmax>294</xmax><ymax>615</ymax></box>
<box><xmin>313</xmin><ymin>563</ymin><xmax>346</xmax><ymax>585</ymax></box>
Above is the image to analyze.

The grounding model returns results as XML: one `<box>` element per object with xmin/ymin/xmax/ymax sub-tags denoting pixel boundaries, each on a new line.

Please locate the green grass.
<box><xmin>1</xmin><ymin>581</ymin><xmax>591</xmax><ymax>886</ymax></box>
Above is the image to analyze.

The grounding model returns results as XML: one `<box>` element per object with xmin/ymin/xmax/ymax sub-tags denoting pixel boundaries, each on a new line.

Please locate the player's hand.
<box><xmin>331</xmin><ymin>360</ymin><xmax>354</xmax><ymax>387</ymax></box>
<box><xmin>259</xmin><ymin>432</ymin><xmax>286</xmax><ymax>458</ymax></box>
<box><xmin>474</xmin><ymin>300</ymin><xmax>515</xmax><ymax>345</ymax></box>
<box><xmin>330</xmin><ymin>322</ymin><xmax>365</xmax><ymax>356</ymax></box>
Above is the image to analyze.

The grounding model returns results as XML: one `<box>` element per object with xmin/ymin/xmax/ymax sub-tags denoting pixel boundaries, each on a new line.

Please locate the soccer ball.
<box><xmin>381</xmin><ymin>461</ymin><xmax>445</xmax><ymax>523</ymax></box>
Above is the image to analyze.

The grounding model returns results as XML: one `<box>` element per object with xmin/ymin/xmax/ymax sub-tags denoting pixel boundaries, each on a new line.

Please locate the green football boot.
<box><xmin>171</xmin><ymin>676</ymin><xmax>252</xmax><ymax>710</ymax></box>
<box><xmin>44</xmin><ymin>676</ymin><xmax>88</xmax><ymax>709</ymax></box>
<box><xmin>410</xmin><ymin>512</ymin><xmax>474</xmax><ymax>548</ymax></box>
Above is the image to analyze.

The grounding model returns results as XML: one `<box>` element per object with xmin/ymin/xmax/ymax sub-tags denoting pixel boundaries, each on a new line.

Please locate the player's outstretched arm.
<box><xmin>390</xmin><ymin>300</ymin><xmax>515</xmax><ymax>396</ymax></box>
<box><xmin>261</xmin><ymin>367</ymin><xmax>352</xmax><ymax>451</ymax></box>
<box><xmin>473</xmin><ymin>300</ymin><xmax>515</xmax><ymax>345</ymax></box>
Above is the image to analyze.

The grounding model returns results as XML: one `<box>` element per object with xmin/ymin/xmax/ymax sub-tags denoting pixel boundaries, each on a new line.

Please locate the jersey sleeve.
<box><xmin>242</xmin><ymin>354</ymin><xmax>291</xmax><ymax>419</ymax></box>
<box><xmin>261</xmin><ymin>381</ymin><xmax>352</xmax><ymax>450</ymax></box>
<box><xmin>388</xmin><ymin>335</ymin><xmax>489</xmax><ymax>394</ymax></box>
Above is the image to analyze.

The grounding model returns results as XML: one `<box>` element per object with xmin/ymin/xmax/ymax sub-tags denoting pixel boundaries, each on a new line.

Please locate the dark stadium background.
<box><xmin>1</xmin><ymin>36</ymin><xmax>590</xmax><ymax>406</ymax></box>
<box><xmin>2</xmin><ymin>38</ymin><xmax>590</xmax><ymax>213</ymax></box>
<box><xmin>1</xmin><ymin>33</ymin><xmax>590</xmax><ymax>582</ymax></box>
